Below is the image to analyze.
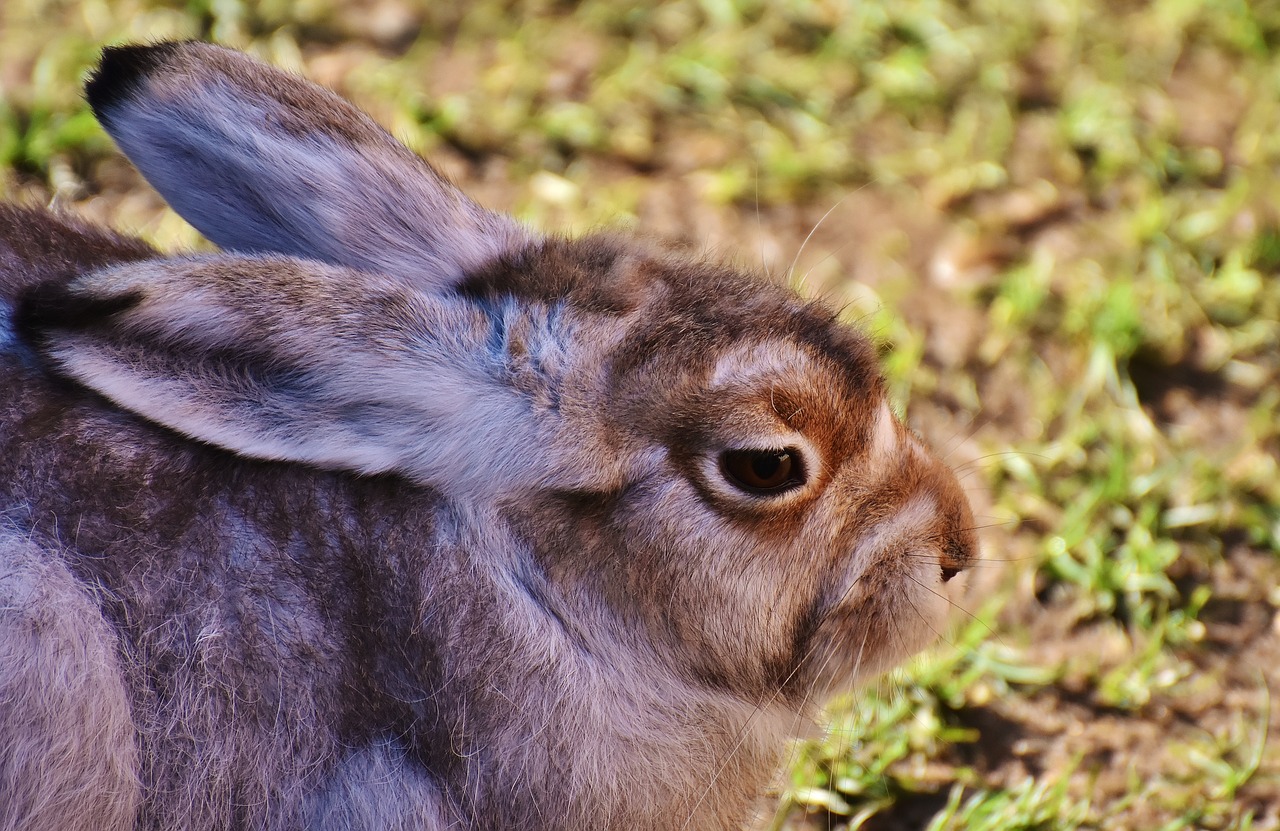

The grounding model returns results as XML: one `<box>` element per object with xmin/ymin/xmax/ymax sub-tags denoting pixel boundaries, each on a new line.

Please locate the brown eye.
<box><xmin>719</xmin><ymin>448</ymin><xmax>804</xmax><ymax>495</ymax></box>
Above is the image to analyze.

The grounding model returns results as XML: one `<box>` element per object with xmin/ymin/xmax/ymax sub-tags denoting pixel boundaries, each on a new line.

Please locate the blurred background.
<box><xmin>2</xmin><ymin>1</ymin><xmax>1278</xmax><ymax>828</ymax></box>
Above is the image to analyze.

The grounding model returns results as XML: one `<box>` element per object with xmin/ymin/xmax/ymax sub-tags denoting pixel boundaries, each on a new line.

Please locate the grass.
<box><xmin>3</xmin><ymin>0</ymin><xmax>1279</xmax><ymax>828</ymax></box>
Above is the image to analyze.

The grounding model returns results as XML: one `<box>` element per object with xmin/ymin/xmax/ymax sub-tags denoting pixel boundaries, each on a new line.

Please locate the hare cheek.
<box><xmin>831</xmin><ymin>496</ymin><xmax>952</xmax><ymax>641</ymax></box>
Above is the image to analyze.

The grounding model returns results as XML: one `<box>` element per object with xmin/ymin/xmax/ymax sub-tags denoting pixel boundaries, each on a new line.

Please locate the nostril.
<box><xmin>940</xmin><ymin>564</ymin><xmax>962</xmax><ymax>583</ymax></box>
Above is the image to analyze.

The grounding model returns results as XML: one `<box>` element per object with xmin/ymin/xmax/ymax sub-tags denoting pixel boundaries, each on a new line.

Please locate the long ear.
<box><xmin>17</xmin><ymin>256</ymin><xmax>558</xmax><ymax>500</ymax></box>
<box><xmin>85</xmin><ymin>42</ymin><xmax>528</xmax><ymax>292</ymax></box>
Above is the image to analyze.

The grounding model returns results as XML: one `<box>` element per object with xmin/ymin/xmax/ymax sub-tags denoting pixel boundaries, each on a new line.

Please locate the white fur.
<box><xmin>709</xmin><ymin>338</ymin><xmax>817</xmax><ymax>390</ymax></box>
<box><xmin>844</xmin><ymin>495</ymin><xmax>940</xmax><ymax>595</ymax></box>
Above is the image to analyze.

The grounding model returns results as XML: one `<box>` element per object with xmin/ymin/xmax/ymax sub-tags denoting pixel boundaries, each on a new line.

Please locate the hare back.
<box><xmin>0</xmin><ymin>394</ymin><xmax>456</xmax><ymax>829</ymax></box>
<box><xmin>0</xmin><ymin>205</ymin><xmax>155</xmax><ymax>301</ymax></box>
<box><xmin>0</xmin><ymin>211</ymin><xmax>463</xmax><ymax>825</ymax></box>
<box><xmin>0</xmin><ymin>530</ymin><xmax>138</xmax><ymax>831</ymax></box>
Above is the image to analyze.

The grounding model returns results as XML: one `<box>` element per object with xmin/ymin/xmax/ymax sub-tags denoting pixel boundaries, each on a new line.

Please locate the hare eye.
<box><xmin>720</xmin><ymin>449</ymin><xmax>804</xmax><ymax>495</ymax></box>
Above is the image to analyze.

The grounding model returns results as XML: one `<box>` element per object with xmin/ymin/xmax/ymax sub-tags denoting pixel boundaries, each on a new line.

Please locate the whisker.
<box><xmin>773</xmin><ymin>626</ymin><xmax>874</xmax><ymax>830</ymax></box>
<box><xmin>903</xmin><ymin>556</ymin><xmax>1032</xmax><ymax>568</ymax></box>
<box><xmin>938</xmin><ymin>409</ymin><xmax>992</xmax><ymax>464</ymax></box>
<box><xmin>753</xmin><ymin>124</ymin><xmax>765</xmax><ymax>272</ymax></box>
<box><xmin>785</xmin><ymin>188</ymin><xmax>865</xmax><ymax>289</ymax></box>
<box><xmin>905</xmin><ymin>572</ymin><xmax>1003</xmax><ymax>645</ymax></box>
<box><xmin>952</xmin><ymin>449</ymin><xmax>1044</xmax><ymax>473</ymax></box>
<box><xmin>797</xmin><ymin>236</ymin><xmax>856</xmax><ymax>288</ymax></box>
<box><xmin>902</xmin><ymin>582</ymin><xmax>950</xmax><ymax>648</ymax></box>
<box><xmin>960</xmin><ymin>518</ymin><xmax>1023</xmax><ymax>533</ymax></box>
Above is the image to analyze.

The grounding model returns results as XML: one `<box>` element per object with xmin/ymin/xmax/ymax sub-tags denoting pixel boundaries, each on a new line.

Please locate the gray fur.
<box><xmin>0</xmin><ymin>43</ymin><xmax>980</xmax><ymax>830</ymax></box>
<box><xmin>37</xmin><ymin>256</ymin><xmax>579</xmax><ymax>500</ymax></box>
<box><xmin>300</xmin><ymin>740</ymin><xmax>458</xmax><ymax>829</ymax></box>
<box><xmin>87</xmin><ymin>42</ymin><xmax>527</xmax><ymax>292</ymax></box>
<box><xmin>0</xmin><ymin>529</ymin><xmax>139</xmax><ymax>831</ymax></box>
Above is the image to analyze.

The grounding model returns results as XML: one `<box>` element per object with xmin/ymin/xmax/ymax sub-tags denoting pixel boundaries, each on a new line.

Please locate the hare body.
<box><xmin>0</xmin><ymin>44</ymin><xmax>977</xmax><ymax>831</ymax></box>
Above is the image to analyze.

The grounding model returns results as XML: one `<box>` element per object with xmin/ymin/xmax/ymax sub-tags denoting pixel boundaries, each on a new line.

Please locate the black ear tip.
<box><xmin>15</xmin><ymin>279</ymin><xmax>143</xmax><ymax>345</ymax></box>
<box><xmin>85</xmin><ymin>41</ymin><xmax>184</xmax><ymax>120</ymax></box>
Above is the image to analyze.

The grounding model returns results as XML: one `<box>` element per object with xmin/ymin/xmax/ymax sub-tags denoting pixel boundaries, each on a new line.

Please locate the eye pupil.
<box><xmin>752</xmin><ymin>455</ymin><xmax>782</xmax><ymax>480</ymax></box>
<box><xmin>720</xmin><ymin>449</ymin><xmax>804</xmax><ymax>495</ymax></box>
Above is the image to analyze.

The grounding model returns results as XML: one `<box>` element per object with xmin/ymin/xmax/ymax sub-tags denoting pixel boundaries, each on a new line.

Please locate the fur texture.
<box><xmin>85</xmin><ymin>42</ymin><xmax>527</xmax><ymax>291</ymax></box>
<box><xmin>0</xmin><ymin>43</ymin><xmax>979</xmax><ymax>830</ymax></box>
<box><xmin>0</xmin><ymin>530</ymin><xmax>139</xmax><ymax>831</ymax></box>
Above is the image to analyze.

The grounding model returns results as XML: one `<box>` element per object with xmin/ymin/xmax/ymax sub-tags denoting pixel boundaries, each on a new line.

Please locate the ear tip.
<box><xmin>86</xmin><ymin>41</ymin><xmax>188</xmax><ymax>120</ymax></box>
<box><xmin>15</xmin><ymin>278</ymin><xmax>142</xmax><ymax>344</ymax></box>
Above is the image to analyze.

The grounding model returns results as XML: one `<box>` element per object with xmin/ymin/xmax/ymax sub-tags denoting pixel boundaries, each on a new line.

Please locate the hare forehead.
<box><xmin>709</xmin><ymin>338</ymin><xmax>816</xmax><ymax>387</ymax></box>
<box><xmin>708</xmin><ymin>339</ymin><xmax>882</xmax><ymax>428</ymax></box>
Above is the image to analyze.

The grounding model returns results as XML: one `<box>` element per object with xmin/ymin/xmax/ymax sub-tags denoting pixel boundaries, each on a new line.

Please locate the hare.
<box><xmin>0</xmin><ymin>42</ymin><xmax>977</xmax><ymax>831</ymax></box>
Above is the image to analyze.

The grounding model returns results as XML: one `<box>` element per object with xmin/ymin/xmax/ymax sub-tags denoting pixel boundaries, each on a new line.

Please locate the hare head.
<box><xmin>0</xmin><ymin>41</ymin><xmax>977</xmax><ymax>831</ymax></box>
